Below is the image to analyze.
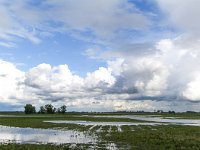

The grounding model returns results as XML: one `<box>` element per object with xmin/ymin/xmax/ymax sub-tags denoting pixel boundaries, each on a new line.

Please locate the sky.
<box><xmin>1</xmin><ymin>0</ymin><xmax>200</xmax><ymax>112</ymax></box>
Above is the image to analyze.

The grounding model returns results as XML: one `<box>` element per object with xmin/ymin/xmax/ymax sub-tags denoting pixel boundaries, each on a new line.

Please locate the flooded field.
<box><xmin>0</xmin><ymin>125</ymin><xmax>96</xmax><ymax>144</ymax></box>
<box><xmin>44</xmin><ymin>120</ymin><xmax>162</xmax><ymax>126</ymax></box>
<box><xmin>95</xmin><ymin>115</ymin><xmax>200</xmax><ymax>126</ymax></box>
<box><xmin>45</xmin><ymin>115</ymin><xmax>200</xmax><ymax>126</ymax></box>
<box><xmin>1</xmin><ymin>113</ymin><xmax>200</xmax><ymax>149</ymax></box>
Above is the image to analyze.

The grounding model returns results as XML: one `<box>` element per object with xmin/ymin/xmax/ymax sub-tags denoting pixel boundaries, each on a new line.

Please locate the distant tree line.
<box><xmin>24</xmin><ymin>104</ymin><xmax>66</xmax><ymax>114</ymax></box>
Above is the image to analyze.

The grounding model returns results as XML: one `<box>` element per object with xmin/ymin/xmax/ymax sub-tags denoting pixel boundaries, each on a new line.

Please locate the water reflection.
<box><xmin>44</xmin><ymin>120</ymin><xmax>161</xmax><ymax>126</ymax></box>
<box><xmin>92</xmin><ymin>115</ymin><xmax>200</xmax><ymax>126</ymax></box>
<box><xmin>0</xmin><ymin>125</ymin><xmax>96</xmax><ymax>144</ymax></box>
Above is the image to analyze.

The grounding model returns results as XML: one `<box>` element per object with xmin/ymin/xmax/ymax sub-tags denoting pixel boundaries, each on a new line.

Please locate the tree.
<box><xmin>57</xmin><ymin>108</ymin><xmax>61</xmax><ymax>113</ymax></box>
<box><xmin>24</xmin><ymin>104</ymin><xmax>36</xmax><ymax>114</ymax></box>
<box><xmin>38</xmin><ymin>106</ymin><xmax>45</xmax><ymax>114</ymax></box>
<box><xmin>44</xmin><ymin>104</ymin><xmax>56</xmax><ymax>114</ymax></box>
<box><xmin>57</xmin><ymin>105</ymin><xmax>66</xmax><ymax>114</ymax></box>
<box><xmin>168</xmin><ymin>111</ymin><xmax>175</xmax><ymax>114</ymax></box>
<box><xmin>60</xmin><ymin>105</ymin><xmax>67</xmax><ymax>113</ymax></box>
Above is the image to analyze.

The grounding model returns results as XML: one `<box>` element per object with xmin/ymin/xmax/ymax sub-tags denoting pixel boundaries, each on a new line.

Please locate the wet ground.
<box><xmin>1</xmin><ymin>114</ymin><xmax>200</xmax><ymax>146</ymax></box>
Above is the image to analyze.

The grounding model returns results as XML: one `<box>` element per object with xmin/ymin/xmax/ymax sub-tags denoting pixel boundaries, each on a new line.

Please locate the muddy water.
<box><xmin>0</xmin><ymin>125</ymin><xmax>96</xmax><ymax>144</ymax></box>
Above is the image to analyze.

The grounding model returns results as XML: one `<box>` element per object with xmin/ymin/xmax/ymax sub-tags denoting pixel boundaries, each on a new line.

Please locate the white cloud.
<box><xmin>24</xmin><ymin>63</ymin><xmax>84</xmax><ymax>94</ymax></box>
<box><xmin>107</xmin><ymin>58</ymin><xmax>126</xmax><ymax>76</ymax></box>
<box><xmin>1</xmin><ymin>45</ymin><xmax>200</xmax><ymax>111</ymax></box>
<box><xmin>0</xmin><ymin>0</ymin><xmax>151</xmax><ymax>47</ymax></box>
<box><xmin>4</xmin><ymin>36</ymin><xmax>200</xmax><ymax>109</ymax></box>
<box><xmin>46</xmin><ymin>0</ymin><xmax>150</xmax><ymax>37</ymax></box>
<box><xmin>0</xmin><ymin>60</ymin><xmax>24</xmax><ymax>103</ymax></box>
<box><xmin>85</xmin><ymin>67</ymin><xmax>115</xmax><ymax>88</ymax></box>
<box><xmin>0</xmin><ymin>42</ymin><xmax>16</xmax><ymax>48</ymax></box>
<box><xmin>156</xmin><ymin>0</ymin><xmax>200</xmax><ymax>35</ymax></box>
<box><xmin>133</xmin><ymin>58</ymin><xmax>169</xmax><ymax>96</ymax></box>
<box><xmin>0</xmin><ymin>57</ymin><xmax>170</xmax><ymax>111</ymax></box>
<box><xmin>107</xmin><ymin>56</ymin><xmax>169</xmax><ymax>97</ymax></box>
<box><xmin>22</xmin><ymin>63</ymin><xmax>117</xmax><ymax>108</ymax></box>
<box><xmin>182</xmin><ymin>72</ymin><xmax>200</xmax><ymax>101</ymax></box>
<box><xmin>0</xmin><ymin>1</ymin><xmax>41</xmax><ymax>46</ymax></box>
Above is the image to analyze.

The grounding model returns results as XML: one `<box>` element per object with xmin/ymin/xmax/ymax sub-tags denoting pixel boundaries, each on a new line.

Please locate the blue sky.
<box><xmin>1</xmin><ymin>0</ymin><xmax>200</xmax><ymax>111</ymax></box>
<box><xmin>0</xmin><ymin>1</ymin><xmax>157</xmax><ymax>63</ymax></box>
<box><xmin>0</xmin><ymin>33</ymin><xmax>106</xmax><ymax>76</ymax></box>
<box><xmin>0</xmin><ymin>0</ymin><xmax>171</xmax><ymax>74</ymax></box>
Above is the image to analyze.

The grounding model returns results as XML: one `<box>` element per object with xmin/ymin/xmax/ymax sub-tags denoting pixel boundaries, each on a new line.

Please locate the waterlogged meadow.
<box><xmin>1</xmin><ymin>113</ymin><xmax>200</xmax><ymax>149</ymax></box>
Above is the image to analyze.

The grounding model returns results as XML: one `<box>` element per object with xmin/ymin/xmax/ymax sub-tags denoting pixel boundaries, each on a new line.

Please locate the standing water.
<box><xmin>0</xmin><ymin>125</ymin><xmax>96</xmax><ymax>144</ymax></box>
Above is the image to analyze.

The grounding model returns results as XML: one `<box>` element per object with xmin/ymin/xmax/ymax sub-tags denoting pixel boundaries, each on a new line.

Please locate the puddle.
<box><xmin>92</xmin><ymin>115</ymin><xmax>200</xmax><ymax>126</ymax></box>
<box><xmin>0</xmin><ymin>125</ymin><xmax>96</xmax><ymax>144</ymax></box>
<box><xmin>44</xmin><ymin>120</ymin><xmax>161</xmax><ymax>126</ymax></box>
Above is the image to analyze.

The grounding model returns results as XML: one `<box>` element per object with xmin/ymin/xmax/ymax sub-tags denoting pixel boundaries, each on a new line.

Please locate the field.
<box><xmin>1</xmin><ymin>112</ymin><xmax>200</xmax><ymax>149</ymax></box>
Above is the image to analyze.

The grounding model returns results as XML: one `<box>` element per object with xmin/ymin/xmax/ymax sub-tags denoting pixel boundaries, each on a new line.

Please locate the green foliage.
<box><xmin>38</xmin><ymin>106</ymin><xmax>45</xmax><ymax>114</ymax></box>
<box><xmin>38</xmin><ymin>104</ymin><xmax>56</xmax><ymax>114</ymax></box>
<box><xmin>44</xmin><ymin>104</ymin><xmax>56</xmax><ymax>114</ymax></box>
<box><xmin>57</xmin><ymin>105</ymin><xmax>66</xmax><ymax>114</ymax></box>
<box><xmin>36</xmin><ymin>104</ymin><xmax>67</xmax><ymax>114</ymax></box>
<box><xmin>24</xmin><ymin>104</ymin><xmax>36</xmax><ymax>114</ymax></box>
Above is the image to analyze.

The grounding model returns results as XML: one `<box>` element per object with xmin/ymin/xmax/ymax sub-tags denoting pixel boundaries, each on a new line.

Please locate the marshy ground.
<box><xmin>1</xmin><ymin>112</ymin><xmax>200</xmax><ymax>149</ymax></box>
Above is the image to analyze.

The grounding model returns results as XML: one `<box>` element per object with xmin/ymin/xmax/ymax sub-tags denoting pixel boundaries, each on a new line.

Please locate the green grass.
<box><xmin>95</xmin><ymin>125</ymin><xmax>200</xmax><ymax>150</ymax></box>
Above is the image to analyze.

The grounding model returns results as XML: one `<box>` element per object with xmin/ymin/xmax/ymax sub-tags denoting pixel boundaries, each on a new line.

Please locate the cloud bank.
<box><xmin>2</xmin><ymin>35</ymin><xmax>200</xmax><ymax>111</ymax></box>
<box><xmin>1</xmin><ymin>0</ymin><xmax>200</xmax><ymax>111</ymax></box>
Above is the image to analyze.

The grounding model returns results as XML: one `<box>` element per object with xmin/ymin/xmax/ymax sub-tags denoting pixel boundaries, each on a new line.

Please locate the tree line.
<box><xmin>24</xmin><ymin>104</ymin><xmax>66</xmax><ymax>114</ymax></box>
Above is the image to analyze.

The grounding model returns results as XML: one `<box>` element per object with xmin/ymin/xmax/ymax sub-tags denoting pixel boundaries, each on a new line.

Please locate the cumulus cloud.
<box><xmin>84</xmin><ymin>67</ymin><xmax>115</xmax><ymax>88</ymax></box>
<box><xmin>182</xmin><ymin>73</ymin><xmax>200</xmax><ymax>101</ymax></box>
<box><xmin>82</xmin><ymin>35</ymin><xmax>200</xmax><ymax>104</ymax></box>
<box><xmin>0</xmin><ymin>60</ymin><xmax>24</xmax><ymax>103</ymax></box>
<box><xmin>2</xmin><ymin>35</ymin><xmax>200</xmax><ymax>112</ymax></box>
<box><xmin>106</xmin><ymin>57</ymin><xmax>169</xmax><ymax>97</ymax></box>
<box><xmin>22</xmin><ymin>63</ymin><xmax>117</xmax><ymax>108</ymax></box>
<box><xmin>0</xmin><ymin>57</ymin><xmax>170</xmax><ymax>111</ymax></box>
<box><xmin>2</xmin><ymin>34</ymin><xmax>200</xmax><ymax>111</ymax></box>
<box><xmin>25</xmin><ymin>64</ymin><xmax>84</xmax><ymax>92</ymax></box>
